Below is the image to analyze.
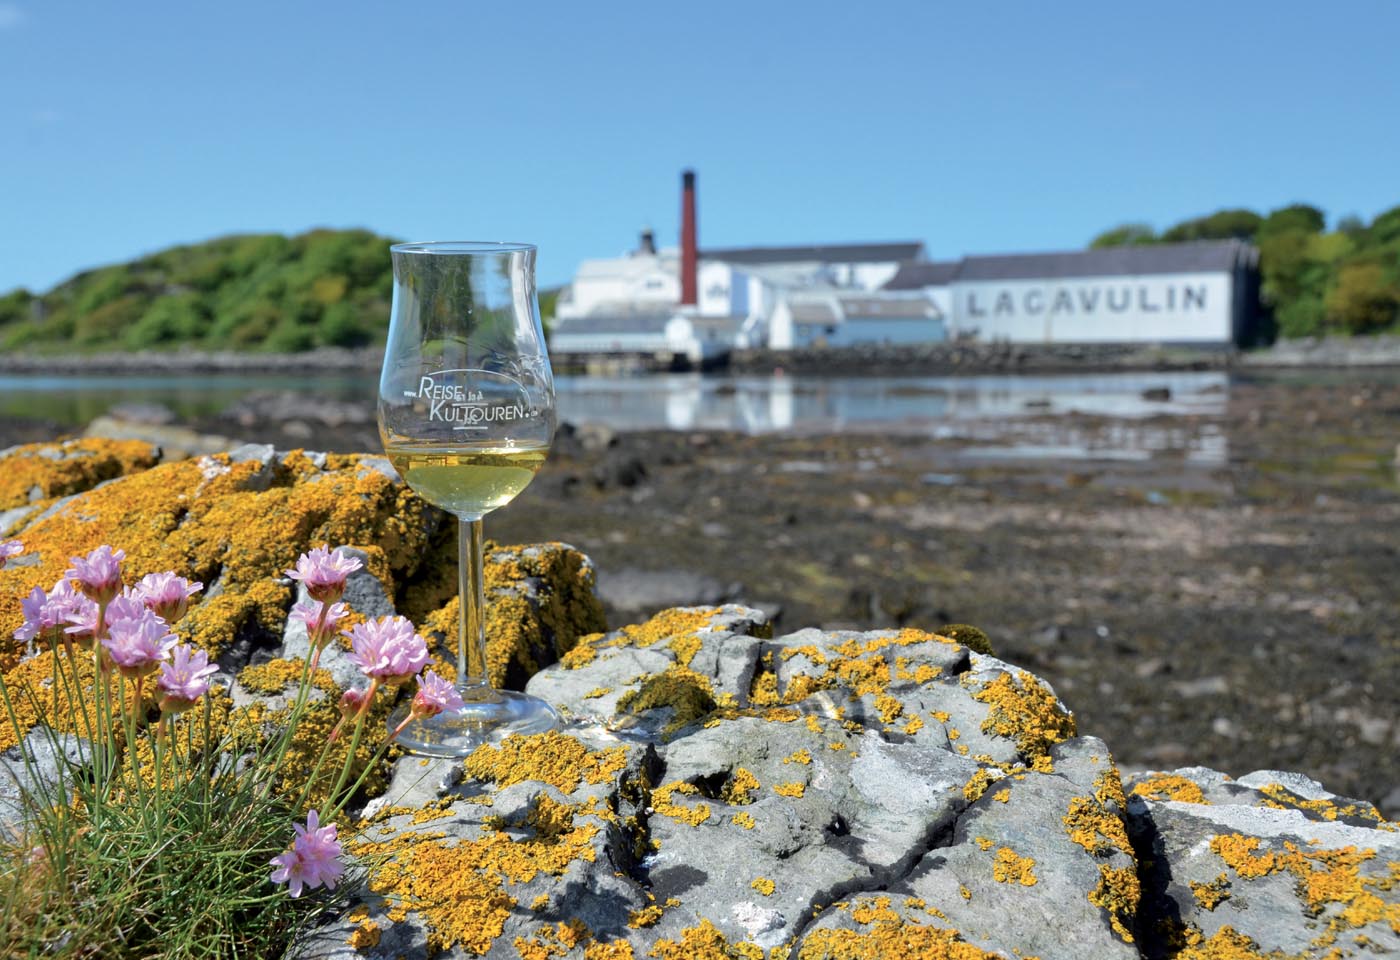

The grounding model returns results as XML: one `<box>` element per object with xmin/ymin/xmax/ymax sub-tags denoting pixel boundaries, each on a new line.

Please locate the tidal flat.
<box><xmin>2</xmin><ymin>371</ymin><xmax>1396</xmax><ymax>812</ymax></box>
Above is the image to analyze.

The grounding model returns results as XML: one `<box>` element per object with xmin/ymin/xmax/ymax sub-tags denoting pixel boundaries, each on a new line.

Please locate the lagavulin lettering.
<box><xmin>965</xmin><ymin>282</ymin><xmax>1208</xmax><ymax>318</ymax></box>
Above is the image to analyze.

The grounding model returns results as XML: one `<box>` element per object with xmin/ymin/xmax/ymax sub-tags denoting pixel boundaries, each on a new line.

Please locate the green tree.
<box><xmin>1326</xmin><ymin>261</ymin><xmax>1400</xmax><ymax>333</ymax></box>
<box><xmin>1160</xmin><ymin>209</ymin><xmax>1262</xmax><ymax>243</ymax></box>
<box><xmin>1089</xmin><ymin>223</ymin><xmax>1157</xmax><ymax>248</ymax></box>
<box><xmin>1256</xmin><ymin>204</ymin><xmax>1326</xmax><ymax>238</ymax></box>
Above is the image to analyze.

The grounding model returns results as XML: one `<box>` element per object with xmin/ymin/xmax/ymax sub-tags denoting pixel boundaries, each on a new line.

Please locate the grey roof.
<box><xmin>790</xmin><ymin>301</ymin><xmax>840</xmax><ymax>324</ymax></box>
<box><xmin>882</xmin><ymin>260</ymin><xmax>962</xmax><ymax>290</ymax></box>
<box><xmin>552</xmin><ymin>312</ymin><xmax>671</xmax><ymax>335</ymax></box>
<box><xmin>703</xmin><ymin>241</ymin><xmax>924</xmax><ymax>265</ymax></box>
<box><xmin>957</xmin><ymin>240</ymin><xmax>1252</xmax><ymax>282</ymax></box>
<box><xmin>838</xmin><ymin>296</ymin><xmax>934</xmax><ymax>319</ymax></box>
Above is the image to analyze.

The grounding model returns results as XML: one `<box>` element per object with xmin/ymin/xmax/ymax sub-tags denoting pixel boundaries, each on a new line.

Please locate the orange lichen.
<box><xmin>992</xmin><ymin>847</ymin><xmax>1038</xmax><ymax>886</ymax></box>
<box><xmin>0</xmin><ymin>437</ymin><xmax>159</xmax><ymax>511</ymax></box>
<box><xmin>628</xmin><ymin>905</ymin><xmax>665</xmax><ymax>929</ymax></box>
<box><xmin>617</xmin><ymin>666</ymin><xmax>721</xmax><ymax>736</ymax></box>
<box><xmin>585</xmin><ymin>942</ymin><xmax>637</xmax><ymax>960</ymax></box>
<box><xmin>1190</xmin><ymin>874</ymin><xmax>1232</xmax><ymax>911</ymax></box>
<box><xmin>1089</xmin><ymin>865</ymin><xmax>1139</xmax><ymax>943</ymax></box>
<box><xmin>357</xmin><ymin>795</ymin><xmax>599</xmax><ymax>955</ymax></box>
<box><xmin>648</xmin><ymin>918</ymin><xmax>763</xmax><ymax>960</ymax></box>
<box><xmin>347</xmin><ymin>919</ymin><xmax>381</xmax><ymax>950</ymax></box>
<box><xmin>462</xmin><ymin>731</ymin><xmax>629</xmax><ymax>792</ymax></box>
<box><xmin>972</xmin><ymin>671</ymin><xmax>1075</xmax><ymax>768</ymax></box>
<box><xmin>651</xmin><ymin>781</ymin><xmax>711</xmax><ymax>827</ymax></box>
<box><xmin>723</xmin><ymin>767</ymin><xmax>761</xmax><ymax>805</ymax></box>
<box><xmin>963</xmin><ymin>769</ymin><xmax>994</xmax><ymax>803</ymax></box>
<box><xmin>873</xmin><ymin>694</ymin><xmax>904</xmax><ymax>725</ymax></box>
<box><xmin>1256</xmin><ymin>782</ymin><xmax>1391</xmax><ymax>826</ymax></box>
<box><xmin>1130</xmin><ymin>773</ymin><xmax>1208</xmax><ymax>805</ymax></box>
<box><xmin>796</xmin><ymin>897</ymin><xmax>1008</xmax><ymax>960</ymax></box>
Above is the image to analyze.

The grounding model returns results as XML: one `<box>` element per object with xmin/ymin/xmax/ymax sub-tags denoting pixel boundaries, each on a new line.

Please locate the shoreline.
<box><xmin>1</xmin><ymin>335</ymin><xmax>1398</xmax><ymax>377</ymax></box>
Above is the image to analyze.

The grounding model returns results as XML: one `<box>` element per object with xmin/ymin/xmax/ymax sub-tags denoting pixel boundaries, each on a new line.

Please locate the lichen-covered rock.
<box><xmin>0</xmin><ymin>446</ymin><xmax>607</xmax><ymax>807</ymax></box>
<box><xmin>0</xmin><ymin>437</ymin><xmax>160</xmax><ymax>525</ymax></box>
<box><xmin>290</xmin><ymin>604</ymin><xmax>1399</xmax><ymax>960</ymax></box>
<box><xmin>1124</xmin><ymin>766</ymin><xmax>1400</xmax><ymax>958</ymax></box>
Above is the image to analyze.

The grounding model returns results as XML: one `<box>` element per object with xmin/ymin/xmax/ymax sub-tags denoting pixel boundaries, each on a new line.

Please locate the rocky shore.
<box><xmin>2</xmin><ymin>443</ymin><xmax>1396</xmax><ymax>957</ymax></box>
<box><xmin>2</xmin><ymin>370</ymin><xmax>1397</xmax><ymax>816</ymax></box>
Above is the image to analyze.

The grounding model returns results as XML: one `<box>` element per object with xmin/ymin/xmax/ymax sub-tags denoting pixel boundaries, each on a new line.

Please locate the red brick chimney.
<box><xmin>680</xmin><ymin>169</ymin><xmax>698</xmax><ymax>307</ymax></box>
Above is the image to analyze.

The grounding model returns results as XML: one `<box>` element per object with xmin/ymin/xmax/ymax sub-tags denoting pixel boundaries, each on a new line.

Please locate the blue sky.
<box><xmin>3</xmin><ymin>1</ymin><xmax>1398</xmax><ymax>293</ymax></box>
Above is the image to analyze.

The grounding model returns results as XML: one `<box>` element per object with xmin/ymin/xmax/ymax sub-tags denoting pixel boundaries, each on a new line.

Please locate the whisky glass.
<box><xmin>378</xmin><ymin>241</ymin><xmax>559</xmax><ymax>755</ymax></box>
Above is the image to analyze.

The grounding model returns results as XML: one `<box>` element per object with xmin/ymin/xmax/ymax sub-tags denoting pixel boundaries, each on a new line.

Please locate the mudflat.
<box><xmin>3</xmin><ymin>371</ymin><xmax>1396</xmax><ymax>811</ymax></box>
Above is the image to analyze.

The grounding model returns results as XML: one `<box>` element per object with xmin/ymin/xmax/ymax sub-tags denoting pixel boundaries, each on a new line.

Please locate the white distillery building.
<box><xmin>551</xmin><ymin>237</ymin><xmax>926</xmax><ymax>365</ymax></box>
<box><xmin>882</xmin><ymin>240</ymin><xmax>1260</xmax><ymax>346</ymax></box>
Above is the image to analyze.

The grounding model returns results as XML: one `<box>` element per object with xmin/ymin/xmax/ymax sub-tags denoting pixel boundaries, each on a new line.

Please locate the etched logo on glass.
<box><xmin>405</xmin><ymin>369</ymin><xmax>538</xmax><ymax>431</ymax></box>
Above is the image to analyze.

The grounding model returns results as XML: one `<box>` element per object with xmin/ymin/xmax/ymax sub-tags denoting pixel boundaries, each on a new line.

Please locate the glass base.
<box><xmin>387</xmin><ymin>688</ymin><xmax>561</xmax><ymax>758</ymax></box>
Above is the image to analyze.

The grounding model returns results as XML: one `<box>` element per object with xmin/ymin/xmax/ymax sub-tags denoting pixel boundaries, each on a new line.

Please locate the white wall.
<box><xmin>950</xmin><ymin>271</ymin><xmax>1233</xmax><ymax>343</ymax></box>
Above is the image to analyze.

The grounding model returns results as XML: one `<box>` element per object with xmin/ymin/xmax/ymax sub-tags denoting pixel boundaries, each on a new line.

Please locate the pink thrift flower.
<box><xmin>134</xmin><ymin>572</ymin><xmax>204</xmax><ymax>624</ymax></box>
<box><xmin>60</xmin><ymin>594</ymin><xmax>100</xmax><ymax>647</ymax></box>
<box><xmin>269</xmin><ymin>810</ymin><xmax>344</xmax><ymax>898</ymax></box>
<box><xmin>65</xmin><ymin>545</ymin><xmax>126</xmax><ymax>603</ymax></box>
<box><xmin>344</xmin><ymin>615</ymin><xmax>429</xmax><ymax>683</ymax></box>
<box><xmin>102</xmin><ymin>610</ymin><xmax>177</xmax><ymax>678</ymax></box>
<box><xmin>286</xmin><ymin>546</ymin><xmax>362</xmax><ymax>603</ymax></box>
<box><xmin>0</xmin><ymin>539</ymin><xmax>22</xmax><ymax>568</ymax></box>
<box><xmin>291</xmin><ymin>598</ymin><xmax>349</xmax><ymax>648</ymax></box>
<box><xmin>409</xmin><ymin>670</ymin><xmax>464</xmax><ymax>720</ymax></box>
<box><xmin>337</xmin><ymin>686</ymin><xmax>370</xmax><ymax>719</ymax></box>
<box><xmin>156</xmin><ymin>643</ymin><xmax>218</xmax><ymax>714</ymax></box>
<box><xmin>15</xmin><ymin>587</ymin><xmax>49</xmax><ymax>644</ymax></box>
<box><xmin>67</xmin><ymin>591</ymin><xmax>145</xmax><ymax>641</ymax></box>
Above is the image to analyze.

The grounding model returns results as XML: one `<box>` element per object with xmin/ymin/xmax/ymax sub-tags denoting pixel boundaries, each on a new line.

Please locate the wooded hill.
<box><xmin>1093</xmin><ymin>203</ymin><xmax>1400</xmax><ymax>338</ymax></box>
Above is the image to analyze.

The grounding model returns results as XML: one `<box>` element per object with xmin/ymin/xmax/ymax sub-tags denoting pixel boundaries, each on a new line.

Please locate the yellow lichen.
<box><xmin>733</xmin><ymin>811</ymin><xmax>756</xmax><ymax>830</ymax></box>
<box><xmin>992</xmin><ymin>847</ymin><xmax>1038</xmax><ymax>886</ymax></box>
<box><xmin>1089</xmin><ymin>865</ymin><xmax>1139</xmax><ymax>943</ymax></box>
<box><xmin>1130</xmin><ymin>773</ymin><xmax>1208</xmax><ymax>805</ymax></box>
<box><xmin>583</xmin><ymin>686</ymin><xmax>613</xmax><ymax>699</ymax></box>
<box><xmin>462</xmin><ymin>731</ymin><xmax>628</xmax><ymax>792</ymax></box>
<box><xmin>651</xmin><ymin>781</ymin><xmax>711</xmax><ymax>827</ymax></box>
<box><xmin>0</xmin><ymin>437</ymin><xmax>159</xmax><ymax>512</ymax></box>
<box><xmin>752</xmin><ymin>877</ymin><xmax>776</xmax><ymax>896</ymax></box>
<box><xmin>1190</xmin><ymin>874</ymin><xmax>1231</xmax><ymax>911</ymax></box>
<box><xmin>972</xmin><ymin>671</ymin><xmax>1075</xmax><ymax>768</ymax></box>
<box><xmin>974</xmin><ymin>837</ymin><xmax>994</xmax><ymax>851</ymax></box>
<box><xmin>347</xmin><ymin>919</ymin><xmax>381</xmax><ymax>950</ymax></box>
<box><xmin>796</xmin><ymin>896</ymin><xmax>1006</xmax><ymax>960</ymax></box>
<box><xmin>648</xmin><ymin>918</ymin><xmax>763</xmax><ymax>960</ymax></box>
<box><xmin>963</xmin><ymin>769</ymin><xmax>994</xmax><ymax>803</ymax></box>
<box><xmin>585</xmin><ymin>942</ymin><xmax>637</xmax><ymax>960</ymax></box>
<box><xmin>617</xmin><ymin>666</ymin><xmax>719</xmax><ymax>736</ymax></box>
<box><xmin>774</xmin><ymin>782</ymin><xmax>806</xmax><ymax>799</ymax></box>
<box><xmin>903</xmin><ymin>716</ymin><xmax>925</xmax><ymax>735</ymax></box>
<box><xmin>992</xmin><ymin>789</ymin><xmax>1011</xmax><ymax>803</ymax></box>
<box><xmin>783</xmin><ymin>749</ymin><xmax>812</xmax><ymax>766</ymax></box>
<box><xmin>356</xmin><ymin>795</ymin><xmax>599</xmax><ymax>955</ymax></box>
<box><xmin>629</xmin><ymin>905</ymin><xmax>665</xmax><ymax>928</ymax></box>
<box><xmin>723</xmin><ymin>767</ymin><xmax>761</xmax><ymax>805</ymax></box>
<box><xmin>873</xmin><ymin>694</ymin><xmax>904</xmax><ymax>724</ymax></box>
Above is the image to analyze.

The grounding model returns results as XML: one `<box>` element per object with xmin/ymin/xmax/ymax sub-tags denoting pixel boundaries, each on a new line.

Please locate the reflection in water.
<box><xmin>2</xmin><ymin>369</ymin><xmax>1231</xmax><ymax>463</ymax></box>
<box><xmin>552</xmin><ymin>371</ymin><xmax>1231</xmax><ymax>463</ymax></box>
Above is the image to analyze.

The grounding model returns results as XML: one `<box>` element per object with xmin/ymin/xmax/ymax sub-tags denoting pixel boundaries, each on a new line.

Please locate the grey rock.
<box><xmin>0</xmin><ymin>731</ymin><xmax>88</xmax><ymax>841</ymax></box>
<box><xmin>291</xmin><ymin>605</ymin><xmax>1400</xmax><ymax>959</ymax></box>
<box><xmin>595</xmin><ymin>567</ymin><xmax>738</xmax><ymax>615</ymax></box>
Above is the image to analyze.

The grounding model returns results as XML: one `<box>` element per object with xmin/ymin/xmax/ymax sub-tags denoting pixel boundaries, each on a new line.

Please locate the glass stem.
<box><xmin>457</xmin><ymin>516</ymin><xmax>491</xmax><ymax>695</ymax></box>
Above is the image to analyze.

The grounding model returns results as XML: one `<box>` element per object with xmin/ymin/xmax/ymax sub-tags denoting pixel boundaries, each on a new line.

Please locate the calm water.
<box><xmin>0</xmin><ymin>369</ymin><xmax>1235</xmax><ymax>463</ymax></box>
<box><xmin>0</xmin><ymin>370</ymin><xmax>1227</xmax><ymax>432</ymax></box>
